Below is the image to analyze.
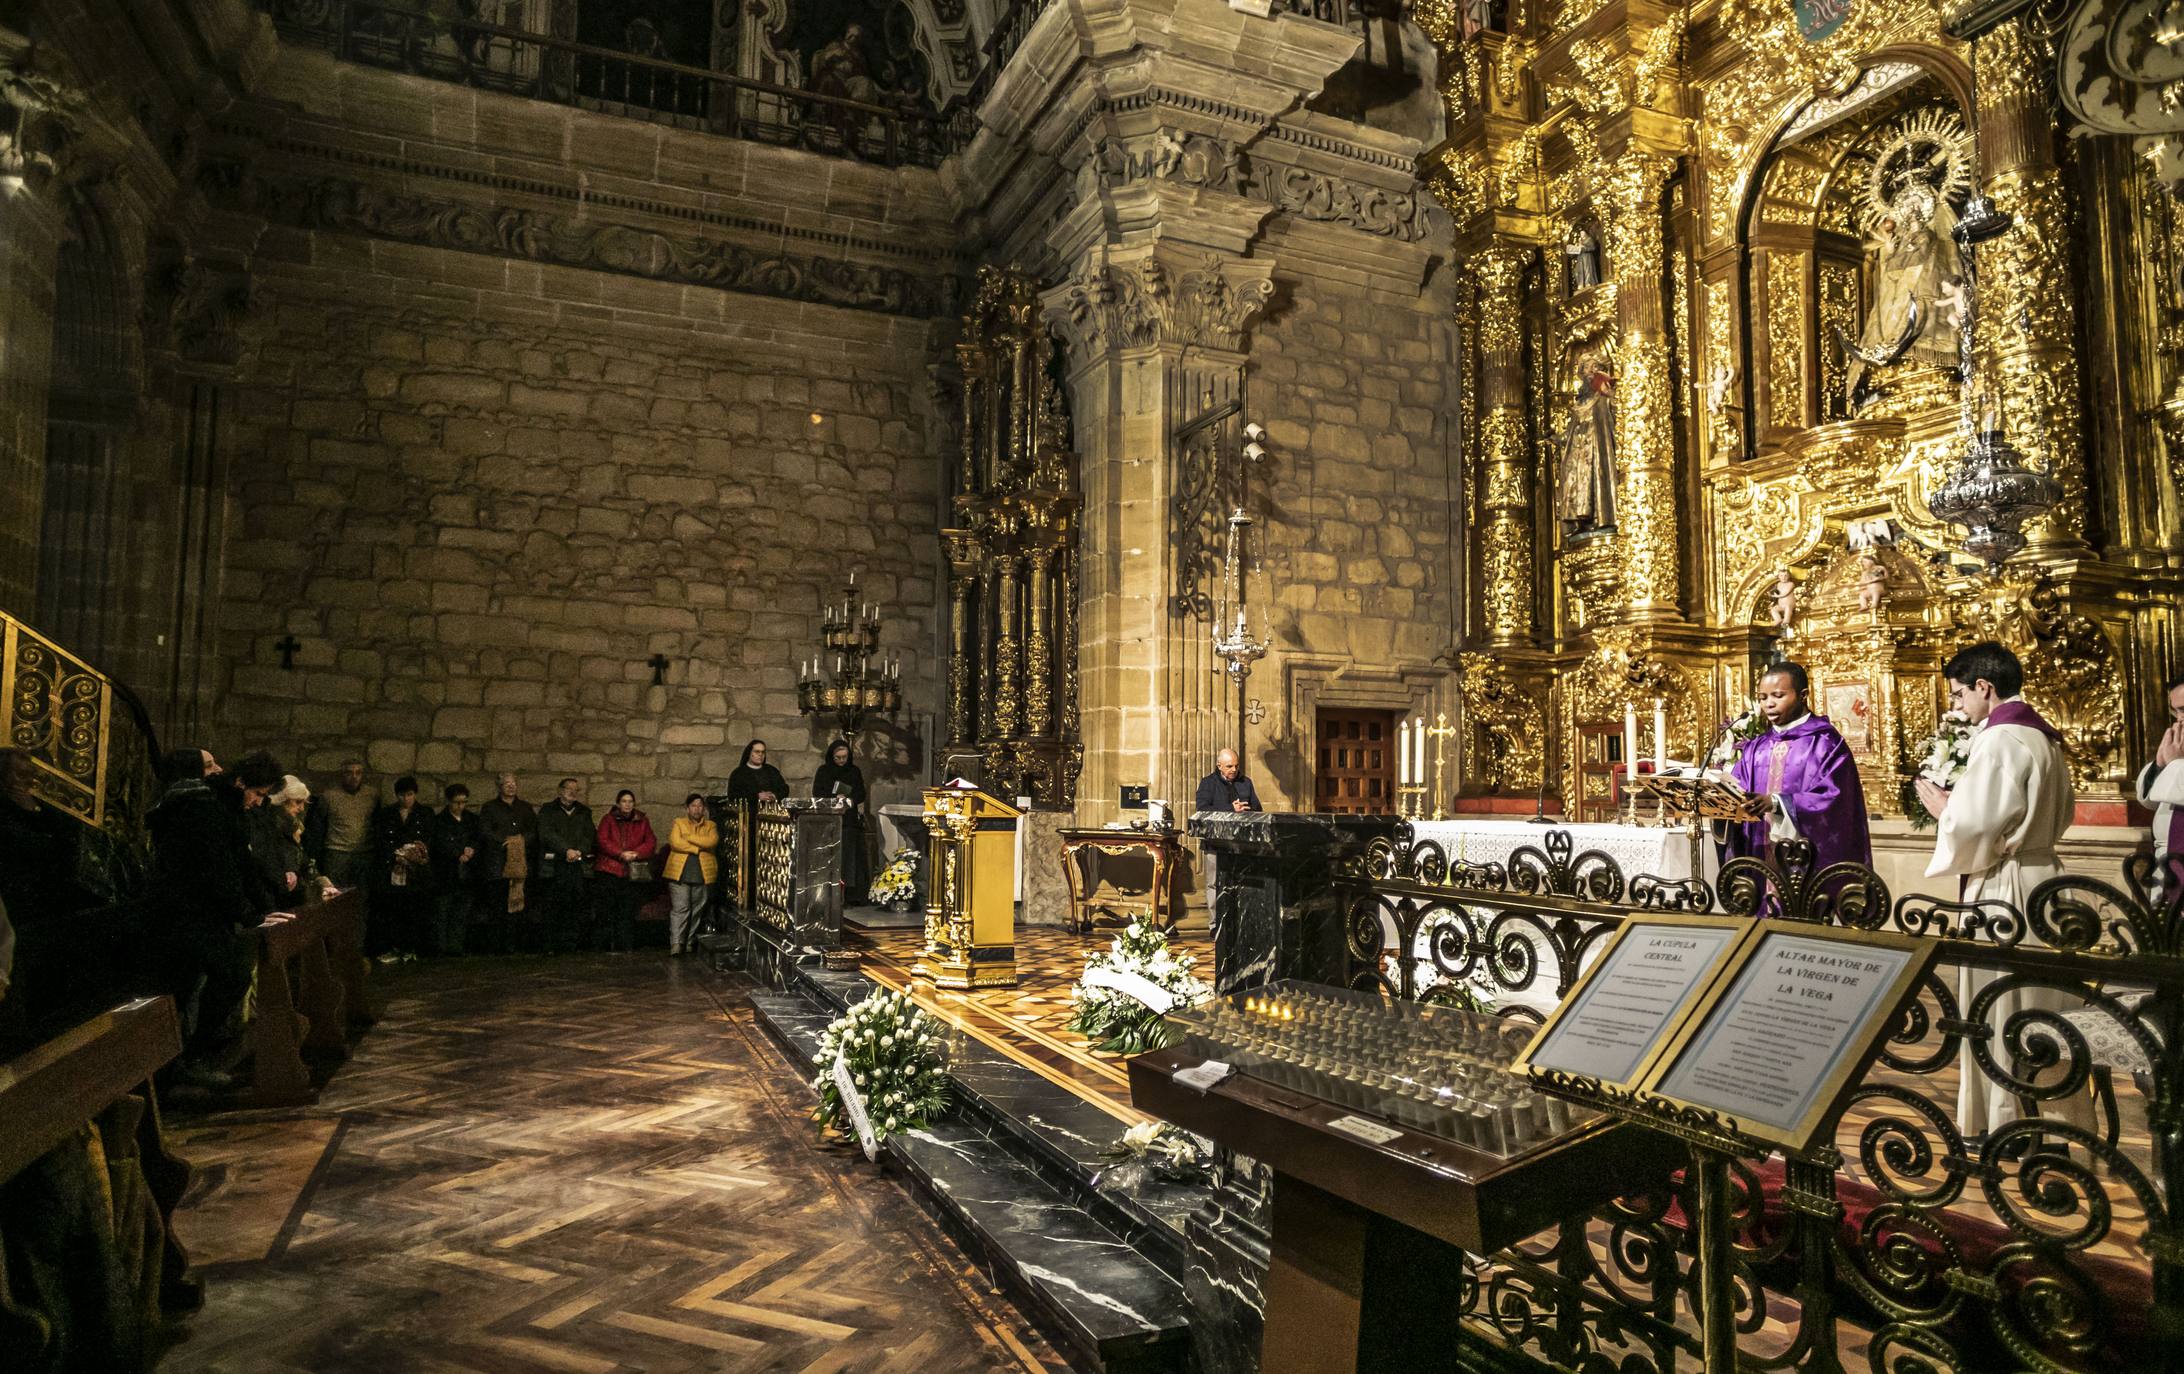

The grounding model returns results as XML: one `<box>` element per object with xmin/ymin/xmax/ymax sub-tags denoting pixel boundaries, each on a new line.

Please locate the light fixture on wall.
<box><xmin>798</xmin><ymin>571</ymin><xmax>902</xmax><ymax>741</ymax></box>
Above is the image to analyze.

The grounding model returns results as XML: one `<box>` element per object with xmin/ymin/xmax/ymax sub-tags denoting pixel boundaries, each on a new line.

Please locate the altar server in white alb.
<box><xmin>2137</xmin><ymin>671</ymin><xmax>2184</xmax><ymax>893</ymax></box>
<box><xmin>1916</xmin><ymin>641</ymin><xmax>2085</xmax><ymax>1141</ymax></box>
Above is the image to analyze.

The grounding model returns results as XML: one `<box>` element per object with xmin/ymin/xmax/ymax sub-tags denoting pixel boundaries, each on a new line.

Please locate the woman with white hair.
<box><xmin>248</xmin><ymin>774</ymin><xmax>316</xmax><ymax>906</ymax></box>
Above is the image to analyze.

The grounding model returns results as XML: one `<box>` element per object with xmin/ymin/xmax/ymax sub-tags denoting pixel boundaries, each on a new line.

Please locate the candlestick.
<box><xmin>1653</xmin><ymin>698</ymin><xmax>1667</xmax><ymax>773</ymax></box>
<box><xmin>849</xmin><ymin>570</ymin><xmax>856</xmax><ymax>586</ymax></box>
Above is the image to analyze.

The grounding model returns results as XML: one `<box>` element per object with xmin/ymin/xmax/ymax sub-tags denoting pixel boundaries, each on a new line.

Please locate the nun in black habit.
<box><xmin>812</xmin><ymin>738</ymin><xmax>870</xmax><ymax>904</ymax></box>
<box><xmin>724</xmin><ymin>740</ymin><xmax>789</xmax><ymax>808</ymax></box>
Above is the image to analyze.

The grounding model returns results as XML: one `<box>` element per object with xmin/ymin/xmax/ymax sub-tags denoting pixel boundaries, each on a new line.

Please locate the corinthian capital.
<box><xmin>1041</xmin><ymin>250</ymin><xmax>1275</xmax><ymax>363</ymax></box>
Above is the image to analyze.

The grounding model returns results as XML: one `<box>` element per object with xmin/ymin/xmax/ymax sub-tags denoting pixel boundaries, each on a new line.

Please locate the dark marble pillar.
<box><xmin>781</xmin><ymin>799</ymin><xmax>850</xmax><ymax>952</ymax></box>
<box><xmin>1191</xmin><ymin>811</ymin><xmax>1396</xmax><ymax>996</ymax></box>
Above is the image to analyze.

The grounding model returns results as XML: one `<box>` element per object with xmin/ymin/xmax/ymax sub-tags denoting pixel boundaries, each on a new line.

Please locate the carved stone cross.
<box><xmin>274</xmin><ymin>634</ymin><xmax>302</xmax><ymax>670</ymax></box>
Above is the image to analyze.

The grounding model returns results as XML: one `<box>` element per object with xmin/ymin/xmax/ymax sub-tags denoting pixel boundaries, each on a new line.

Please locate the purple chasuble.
<box><xmin>1724</xmin><ymin>714</ymin><xmax>1873</xmax><ymax>873</ymax></box>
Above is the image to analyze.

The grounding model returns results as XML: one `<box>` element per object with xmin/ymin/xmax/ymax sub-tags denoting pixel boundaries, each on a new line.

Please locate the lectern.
<box><xmin>915</xmin><ymin>786</ymin><xmax>1020</xmax><ymax>989</ymax></box>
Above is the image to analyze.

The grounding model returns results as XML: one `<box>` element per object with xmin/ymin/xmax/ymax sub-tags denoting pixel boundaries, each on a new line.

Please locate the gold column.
<box><xmin>945</xmin><ymin>557</ymin><xmax>975</xmax><ymax>746</ymax></box>
<box><xmin>993</xmin><ymin>553</ymin><xmax>1022</xmax><ymax>739</ymax></box>
<box><xmin>1975</xmin><ymin>18</ymin><xmax>2089</xmax><ymax>552</ymax></box>
<box><xmin>1476</xmin><ymin>241</ymin><xmax>1535</xmax><ymax>645</ymax></box>
<box><xmin>1601</xmin><ymin>151</ymin><xmax>1681</xmax><ymax>618</ymax></box>
<box><xmin>1024</xmin><ymin>544</ymin><xmax>1053</xmax><ymax>737</ymax></box>
<box><xmin>1059</xmin><ymin>545</ymin><xmax>1078</xmax><ymax>740</ymax></box>
<box><xmin>976</xmin><ymin>563</ymin><xmax>998</xmax><ymax>741</ymax></box>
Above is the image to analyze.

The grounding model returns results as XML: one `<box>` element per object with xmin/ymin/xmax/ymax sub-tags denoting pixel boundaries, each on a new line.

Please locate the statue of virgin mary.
<box><xmin>1846</xmin><ymin>185</ymin><xmax>1964</xmax><ymax>399</ymax></box>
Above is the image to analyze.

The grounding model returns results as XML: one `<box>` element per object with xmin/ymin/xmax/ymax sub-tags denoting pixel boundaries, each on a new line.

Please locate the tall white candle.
<box><xmin>1623</xmin><ymin>703</ymin><xmax>1639</xmax><ymax>784</ymax></box>
<box><xmin>1413</xmin><ymin>716</ymin><xmax>1426</xmax><ymax>783</ymax></box>
<box><xmin>1397</xmin><ymin>720</ymin><xmax>1410</xmax><ymax>786</ymax></box>
<box><xmin>1654</xmin><ymin>698</ymin><xmax>1667</xmax><ymax>772</ymax></box>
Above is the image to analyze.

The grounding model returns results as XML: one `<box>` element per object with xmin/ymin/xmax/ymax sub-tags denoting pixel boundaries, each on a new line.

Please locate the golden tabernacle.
<box><xmin>915</xmin><ymin>786</ymin><xmax>1023</xmax><ymax>990</ymax></box>
<box><xmin>1425</xmin><ymin>0</ymin><xmax>2182</xmax><ymax>818</ymax></box>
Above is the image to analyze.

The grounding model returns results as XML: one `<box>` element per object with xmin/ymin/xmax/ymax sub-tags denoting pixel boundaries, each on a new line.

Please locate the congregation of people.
<box><xmin>0</xmin><ymin>734</ymin><xmax>870</xmax><ymax>1095</ymax></box>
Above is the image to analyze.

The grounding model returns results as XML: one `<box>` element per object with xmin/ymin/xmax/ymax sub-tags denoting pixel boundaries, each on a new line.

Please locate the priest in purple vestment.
<box><xmin>1724</xmin><ymin>662</ymin><xmax>1873</xmax><ymax>874</ymax></box>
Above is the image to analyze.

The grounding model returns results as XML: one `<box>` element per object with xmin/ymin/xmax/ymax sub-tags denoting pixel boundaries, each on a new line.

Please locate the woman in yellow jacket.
<box><xmin>664</xmin><ymin>793</ymin><xmax>719</xmax><ymax>956</ymax></box>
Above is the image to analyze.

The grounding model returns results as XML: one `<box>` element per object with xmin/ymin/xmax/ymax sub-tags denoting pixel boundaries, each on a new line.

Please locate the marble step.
<box><xmin>749</xmin><ymin>987</ymin><xmax>1193</xmax><ymax>1374</ymax></box>
<box><xmin>776</xmin><ymin>960</ymin><xmax>1199</xmax><ymax>1279</ymax></box>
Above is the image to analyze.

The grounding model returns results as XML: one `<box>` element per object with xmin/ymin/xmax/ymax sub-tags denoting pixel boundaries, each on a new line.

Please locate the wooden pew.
<box><xmin>0</xmin><ymin>997</ymin><xmax>198</xmax><ymax>1365</ymax></box>
<box><xmin>242</xmin><ymin>888</ymin><xmax>376</xmax><ymax>1108</ymax></box>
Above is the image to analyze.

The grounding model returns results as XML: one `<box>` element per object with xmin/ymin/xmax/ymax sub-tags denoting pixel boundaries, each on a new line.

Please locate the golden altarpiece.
<box><xmin>1419</xmin><ymin>0</ymin><xmax>2184</xmax><ymax>812</ymax></box>
<box><xmin>940</xmin><ymin>268</ymin><xmax>1084</xmax><ymax>808</ymax></box>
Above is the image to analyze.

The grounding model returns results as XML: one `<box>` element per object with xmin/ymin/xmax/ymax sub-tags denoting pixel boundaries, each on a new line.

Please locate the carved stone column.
<box><xmin>1975</xmin><ymin>18</ymin><xmax>2090</xmax><ymax>553</ymax></box>
<box><xmin>1475</xmin><ymin>241</ymin><xmax>1535</xmax><ymax>645</ymax></box>
<box><xmin>1600</xmin><ymin>151</ymin><xmax>1682</xmax><ymax>619</ymax></box>
<box><xmin>1024</xmin><ymin>544</ymin><xmax>1054</xmax><ymax>738</ymax></box>
<box><xmin>0</xmin><ymin>38</ymin><xmax>80</xmax><ymax>615</ymax></box>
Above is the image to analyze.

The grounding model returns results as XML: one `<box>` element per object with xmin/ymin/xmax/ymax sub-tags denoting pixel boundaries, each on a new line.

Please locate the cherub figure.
<box><xmin>1856</xmin><ymin>552</ymin><xmax>1889</xmax><ymax>613</ymax></box>
<box><xmin>1769</xmin><ymin>568</ymin><xmax>1799</xmax><ymax>631</ymax></box>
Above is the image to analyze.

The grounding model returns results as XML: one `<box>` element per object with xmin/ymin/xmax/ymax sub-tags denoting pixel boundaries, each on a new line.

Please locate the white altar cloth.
<box><xmin>1395</xmin><ymin>820</ymin><xmax>1719</xmax><ymax>1016</ymax></box>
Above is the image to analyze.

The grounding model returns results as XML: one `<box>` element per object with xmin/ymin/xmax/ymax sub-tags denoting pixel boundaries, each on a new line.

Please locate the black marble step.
<box><xmin>748</xmin><ymin>982</ymin><xmax>1193</xmax><ymax>1374</ymax></box>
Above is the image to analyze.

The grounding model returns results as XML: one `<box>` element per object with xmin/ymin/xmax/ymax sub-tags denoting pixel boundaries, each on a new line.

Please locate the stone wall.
<box><xmin>1245</xmin><ymin>261</ymin><xmax>1462</xmax><ymax>810</ymax></box>
<box><xmin>211</xmin><ymin>241</ymin><xmax>947</xmax><ymax>811</ymax></box>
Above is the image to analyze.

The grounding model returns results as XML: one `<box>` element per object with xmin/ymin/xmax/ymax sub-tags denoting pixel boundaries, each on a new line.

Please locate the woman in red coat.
<box><xmin>593</xmin><ymin>790</ymin><xmax>659</xmax><ymax>953</ymax></box>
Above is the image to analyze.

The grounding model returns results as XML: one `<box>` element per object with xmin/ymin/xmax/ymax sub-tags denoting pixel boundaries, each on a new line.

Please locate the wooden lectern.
<box><xmin>915</xmin><ymin>786</ymin><xmax>1020</xmax><ymax>989</ymax></box>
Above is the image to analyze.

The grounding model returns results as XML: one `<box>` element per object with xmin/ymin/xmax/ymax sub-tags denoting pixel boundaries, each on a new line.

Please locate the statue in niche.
<box><xmin>1564</xmin><ymin>224</ymin><xmax>1602</xmax><ymax>294</ymax></box>
<box><xmin>1842</xmin><ymin>110</ymin><xmax>1974</xmax><ymax>406</ymax></box>
<box><xmin>1769</xmin><ymin>567</ymin><xmax>1799</xmax><ymax>631</ymax></box>
<box><xmin>1556</xmin><ymin>355</ymin><xmax>1616</xmax><ymax>534</ymax></box>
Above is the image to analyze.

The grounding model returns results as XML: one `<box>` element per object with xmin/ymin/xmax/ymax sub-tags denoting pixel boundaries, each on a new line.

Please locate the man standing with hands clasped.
<box><xmin>2136</xmin><ymin>671</ymin><xmax>2184</xmax><ymax>894</ymax></box>
<box><xmin>1195</xmin><ymin>749</ymin><xmax>1262</xmax><ymax>814</ymax></box>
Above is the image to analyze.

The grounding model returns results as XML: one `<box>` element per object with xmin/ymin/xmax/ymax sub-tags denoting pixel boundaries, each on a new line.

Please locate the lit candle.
<box><xmin>849</xmin><ymin>570</ymin><xmax>857</xmax><ymax>586</ymax></box>
<box><xmin>835</xmin><ymin>655</ymin><xmax>843</xmax><ymax>674</ymax></box>
<box><xmin>1413</xmin><ymin>715</ymin><xmax>1426</xmax><ymax>783</ymax></box>
<box><xmin>1397</xmin><ymin>719</ymin><xmax>1410</xmax><ymax>787</ymax></box>
<box><xmin>1653</xmin><ymin>698</ymin><xmax>1668</xmax><ymax>773</ymax></box>
<box><xmin>1623</xmin><ymin>703</ymin><xmax>1639</xmax><ymax>785</ymax></box>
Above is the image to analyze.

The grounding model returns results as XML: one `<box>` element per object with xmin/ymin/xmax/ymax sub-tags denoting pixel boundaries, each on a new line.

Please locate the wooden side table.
<box><xmin>1057</xmin><ymin>826</ymin><xmax>1183</xmax><ymax>935</ymax></box>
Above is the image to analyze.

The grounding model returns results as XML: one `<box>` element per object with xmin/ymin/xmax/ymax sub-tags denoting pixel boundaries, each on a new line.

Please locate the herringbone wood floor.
<box><xmin>166</xmin><ymin>955</ymin><xmax>1072</xmax><ymax>1373</ymax></box>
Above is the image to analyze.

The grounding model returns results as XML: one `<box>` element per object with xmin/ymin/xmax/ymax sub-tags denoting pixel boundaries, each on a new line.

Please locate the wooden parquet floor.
<box><xmin>165</xmin><ymin>955</ymin><xmax>1073</xmax><ymax>1374</ymax></box>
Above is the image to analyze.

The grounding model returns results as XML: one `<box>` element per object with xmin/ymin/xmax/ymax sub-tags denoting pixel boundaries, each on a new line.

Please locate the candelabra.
<box><xmin>1395</xmin><ymin>712</ymin><xmax>1458</xmax><ymax>820</ymax></box>
<box><xmin>797</xmin><ymin>572</ymin><xmax>902</xmax><ymax>741</ymax></box>
<box><xmin>1212</xmin><ymin>506</ymin><xmax>1269</xmax><ymax>757</ymax></box>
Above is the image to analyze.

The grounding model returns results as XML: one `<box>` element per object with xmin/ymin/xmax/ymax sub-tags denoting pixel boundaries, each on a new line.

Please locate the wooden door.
<box><xmin>1315</xmin><ymin>709</ymin><xmax>1397</xmax><ymax>815</ymax></box>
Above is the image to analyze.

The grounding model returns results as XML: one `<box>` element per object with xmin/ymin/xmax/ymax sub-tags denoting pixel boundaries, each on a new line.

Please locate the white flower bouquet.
<box><xmin>1902</xmin><ymin>710</ymin><xmax>1975</xmax><ymax>830</ymax></box>
<box><xmin>811</xmin><ymin>989</ymin><xmax>950</xmax><ymax>1151</ymax></box>
<box><xmin>1098</xmin><ymin>1119</ymin><xmax>1214</xmax><ymax>1182</ymax></box>
<box><xmin>1064</xmin><ymin>920</ymin><xmax>1211</xmax><ymax>1055</ymax></box>
<box><xmin>869</xmin><ymin>847</ymin><xmax>920</xmax><ymax>910</ymax></box>
<box><xmin>1705</xmin><ymin>699</ymin><xmax>1770</xmax><ymax>768</ymax></box>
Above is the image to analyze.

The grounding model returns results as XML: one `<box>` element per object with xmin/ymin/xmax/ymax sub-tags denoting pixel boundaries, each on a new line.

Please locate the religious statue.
<box><xmin>1564</xmin><ymin>225</ymin><xmax>1601</xmax><ymax>293</ymax></box>
<box><xmin>1555</xmin><ymin>356</ymin><xmax>1616</xmax><ymax>533</ymax></box>
<box><xmin>1769</xmin><ymin>567</ymin><xmax>1798</xmax><ymax>629</ymax></box>
<box><xmin>1856</xmin><ymin>552</ymin><xmax>1890</xmax><ymax>613</ymax></box>
<box><xmin>810</xmin><ymin>24</ymin><xmax>882</xmax><ymax>105</ymax></box>
<box><xmin>1705</xmin><ymin>361</ymin><xmax>1739</xmax><ymax>461</ymax></box>
<box><xmin>1844</xmin><ymin>112</ymin><xmax>1974</xmax><ymax>405</ymax></box>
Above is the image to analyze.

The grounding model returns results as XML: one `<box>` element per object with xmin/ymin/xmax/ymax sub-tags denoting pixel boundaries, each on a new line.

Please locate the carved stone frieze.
<box><xmin>216</xmin><ymin>165</ymin><xmax>957</xmax><ymax>319</ymax></box>
<box><xmin>1092</xmin><ymin>129</ymin><xmax>1438</xmax><ymax>242</ymax></box>
<box><xmin>1041</xmin><ymin>251</ymin><xmax>1275</xmax><ymax>359</ymax></box>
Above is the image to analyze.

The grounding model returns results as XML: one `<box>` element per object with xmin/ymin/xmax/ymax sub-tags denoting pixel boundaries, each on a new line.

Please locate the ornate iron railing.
<box><xmin>259</xmin><ymin>0</ymin><xmax>959</xmax><ymax>169</ymax></box>
<box><xmin>2</xmin><ymin>610</ymin><xmax>157</xmax><ymax>898</ymax></box>
<box><xmin>1332</xmin><ymin>825</ymin><xmax>2183</xmax><ymax>1373</ymax></box>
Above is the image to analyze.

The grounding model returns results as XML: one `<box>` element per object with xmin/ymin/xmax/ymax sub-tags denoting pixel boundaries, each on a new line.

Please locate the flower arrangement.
<box><xmin>869</xmin><ymin>847</ymin><xmax>920</xmax><ymax>910</ymax></box>
<box><xmin>811</xmin><ymin>989</ymin><xmax>950</xmax><ymax>1154</ymax></box>
<box><xmin>1098</xmin><ymin>1120</ymin><xmax>1214</xmax><ymax>1183</ymax></box>
<box><xmin>1705</xmin><ymin>700</ymin><xmax>1770</xmax><ymax>768</ymax></box>
<box><xmin>1902</xmin><ymin>711</ymin><xmax>1975</xmax><ymax>829</ymax></box>
<box><xmin>1064</xmin><ymin>920</ymin><xmax>1211</xmax><ymax>1056</ymax></box>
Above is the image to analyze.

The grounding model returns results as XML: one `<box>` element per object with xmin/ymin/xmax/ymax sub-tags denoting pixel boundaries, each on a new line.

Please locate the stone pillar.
<box><xmin>1975</xmin><ymin>18</ymin><xmax>2090</xmax><ymax>553</ymax></box>
<box><xmin>1474</xmin><ymin>241</ymin><xmax>1535</xmax><ymax>646</ymax></box>
<box><xmin>1044</xmin><ymin>246</ymin><xmax>1275</xmax><ymax>820</ymax></box>
<box><xmin>1600</xmin><ymin>151</ymin><xmax>1681</xmax><ymax>619</ymax></box>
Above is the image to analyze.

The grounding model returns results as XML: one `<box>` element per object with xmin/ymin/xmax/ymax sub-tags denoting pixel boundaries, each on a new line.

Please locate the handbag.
<box><xmin>628</xmin><ymin>859</ymin><xmax>654</xmax><ymax>883</ymax></box>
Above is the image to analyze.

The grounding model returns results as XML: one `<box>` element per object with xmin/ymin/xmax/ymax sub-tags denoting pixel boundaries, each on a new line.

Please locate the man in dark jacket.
<box><xmin>1194</xmin><ymin>749</ymin><xmax>1262</xmax><ymax>815</ymax></box>
<box><xmin>535</xmin><ymin>777</ymin><xmax>595</xmax><ymax>955</ymax></box>
<box><xmin>367</xmin><ymin>777</ymin><xmax>434</xmax><ymax>959</ymax></box>
<box><xmin>477</xmin><ymin>774</ymin><xmax>538</xmax><ymax>954</ymax></box>
<box><xmin>427</xmin><ymin>783</ymin><xmax>486</xmax><ymax>956</ymax></box>
<box><xmin>148</xmin><ymin>747</ymin><xmax>285</xmax><ymax>1086</ymax></box>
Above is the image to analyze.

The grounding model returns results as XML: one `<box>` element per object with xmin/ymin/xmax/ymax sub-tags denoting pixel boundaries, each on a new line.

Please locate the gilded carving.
<box><xmin>1476</xmin><ymin>244</ymin><xmax>1535</xmax><ymax>644</ymax></box>
<box><xmin>1455</xmin><ymin>653</ymin><xmax>1547</xmax><ymax>792</ymax></box>
<box><xmin>1766</xmin><ymin>253</ymin><xmax>1807</xmax><ymax>430</ymax></box>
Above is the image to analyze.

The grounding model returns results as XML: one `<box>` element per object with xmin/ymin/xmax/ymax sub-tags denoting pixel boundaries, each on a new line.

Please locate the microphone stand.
<box><xmin>1527</xmin><ymin>762</ymin><xmax>1562</xmax><ymax>824</ymax></box>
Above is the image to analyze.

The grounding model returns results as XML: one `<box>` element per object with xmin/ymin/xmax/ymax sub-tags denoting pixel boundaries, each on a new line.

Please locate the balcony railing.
<box><xmin>260</xmin><ymin>0</ymin><xmax>962</xmax><ymax>169</ymax></box>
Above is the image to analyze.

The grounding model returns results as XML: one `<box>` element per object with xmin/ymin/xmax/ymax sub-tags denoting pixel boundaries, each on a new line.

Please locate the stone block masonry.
<box><xmin>213</xmin><ymin>243</ymin><xmax>945</xmax><ymax>811</ymax></box>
